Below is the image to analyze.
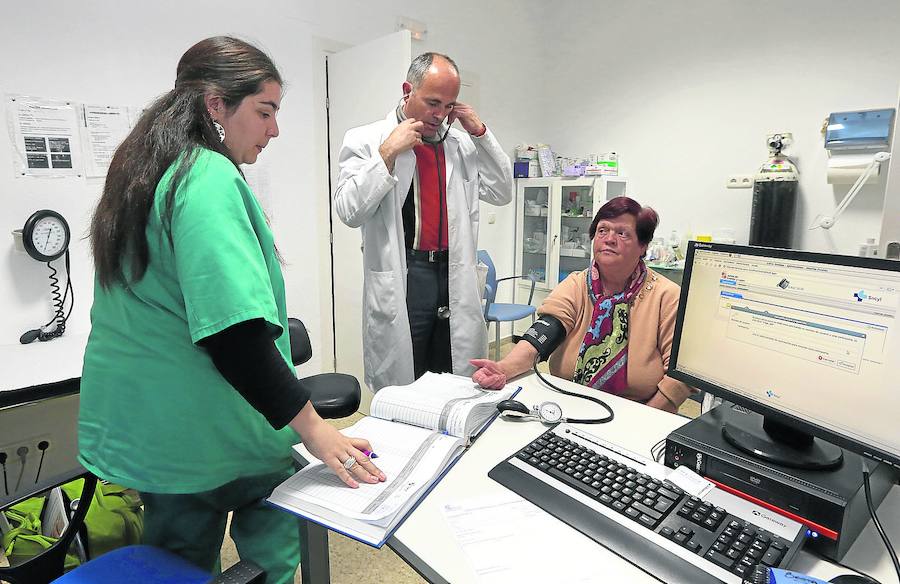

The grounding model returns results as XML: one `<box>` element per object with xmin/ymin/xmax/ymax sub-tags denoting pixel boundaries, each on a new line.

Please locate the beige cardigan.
<box><xmin>539</xmin><ymin>268</ymin><xmax>694</xmax><ymax>407</ymax></box>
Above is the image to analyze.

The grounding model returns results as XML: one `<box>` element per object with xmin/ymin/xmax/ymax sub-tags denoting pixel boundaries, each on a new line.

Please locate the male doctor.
<box><xmin>334</xmin><ymin>52</ymin><xmax>512</xmax><ymax>392</ymax></box>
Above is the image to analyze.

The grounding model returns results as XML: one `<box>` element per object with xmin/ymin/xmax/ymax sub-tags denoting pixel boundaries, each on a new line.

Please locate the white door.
<box><xmin>327</xmin><ymin>31</ymin><xmax>411</xmax><ymax>410</ymax></box>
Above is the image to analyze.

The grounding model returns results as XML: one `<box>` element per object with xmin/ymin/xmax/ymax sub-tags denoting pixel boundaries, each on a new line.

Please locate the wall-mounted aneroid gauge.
<box><xmin>22</xmin><ymin>209</ymin><xmax>71</xmax><ymax>262</ymax></box>
<box><xmin>12</xmin><ymin>210</ymin><xmax>75</xmax><ymax>344</ymax></box>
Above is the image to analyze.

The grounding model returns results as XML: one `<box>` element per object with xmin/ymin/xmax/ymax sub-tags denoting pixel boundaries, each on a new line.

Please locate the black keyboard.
<box><xmin>489</xmin><ymin>424</ymin><xmax>805</xmax><ymax>584</ymax></box>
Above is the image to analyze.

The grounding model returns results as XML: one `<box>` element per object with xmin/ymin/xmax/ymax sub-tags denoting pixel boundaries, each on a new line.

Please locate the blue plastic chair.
<box><xmin>51</xmin><ymin>545</ymin><xmax>229</xmax><ymax>584</ymax></box>
<box><xmin>477</xmin><ymin>250</ymin><xmax>537</xmax><ymax>360</ymax></box>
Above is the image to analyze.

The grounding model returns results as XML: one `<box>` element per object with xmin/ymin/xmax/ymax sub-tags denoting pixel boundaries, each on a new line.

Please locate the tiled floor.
<box><xmin>220</xmin><ymin>337</ymin><xmax>702</xmax><ymax>582</ymax></box>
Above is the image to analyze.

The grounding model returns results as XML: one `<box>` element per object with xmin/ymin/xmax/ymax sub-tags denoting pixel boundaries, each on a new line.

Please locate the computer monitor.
<box><xmin>669</xmin><ymin>241</ymin><xmax>900</xmax><ymax>472</ymax></box>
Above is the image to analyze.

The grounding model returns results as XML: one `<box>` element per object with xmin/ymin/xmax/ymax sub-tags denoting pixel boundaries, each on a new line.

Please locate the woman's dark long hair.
<box><xmin>90</xmin><ymin>36</ymin><xmax>282</xmax><ymax>288</ymax></box>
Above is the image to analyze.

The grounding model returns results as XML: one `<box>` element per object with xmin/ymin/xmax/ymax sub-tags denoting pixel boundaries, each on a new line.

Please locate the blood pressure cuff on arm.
<box><xmin>521</xmin><ymin>314</ymin><xmax>566</xmax><ymax>361</ymax></box>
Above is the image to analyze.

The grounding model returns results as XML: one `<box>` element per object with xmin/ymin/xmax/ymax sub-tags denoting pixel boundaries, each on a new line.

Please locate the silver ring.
<box><xmin>342</xmin><ymin>456</ymin><xmax>358</xmax><ymax>471</ymax></box>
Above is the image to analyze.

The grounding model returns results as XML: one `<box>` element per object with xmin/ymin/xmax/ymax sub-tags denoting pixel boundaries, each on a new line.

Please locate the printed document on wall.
<box><xmin>6</xmin><ymin>95</ymin><xmax>83</xmax><ymax>178</ymax></box>
<box><xmin>81</xmin><ymin>104</ymin><xmax>134</xmax><ymax>177</ymax></box>
<box><xmin>241</xmin><ymin>161</ymin><xmax>272</xmax><ymax>214</ymax></box>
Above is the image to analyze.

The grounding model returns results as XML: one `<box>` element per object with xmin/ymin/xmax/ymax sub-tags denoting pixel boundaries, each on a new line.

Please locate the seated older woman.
<box><xmin>471</xmin><ymin>196</ymin><xmax>693</xmax><ymax>412</ymax></box>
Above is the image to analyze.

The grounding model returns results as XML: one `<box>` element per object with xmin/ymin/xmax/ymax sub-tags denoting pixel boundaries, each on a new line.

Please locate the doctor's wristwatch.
<box><xmin>496</xmin><ymin>399</ymin><xmax>564</xmax><ymax>424</ymax></box>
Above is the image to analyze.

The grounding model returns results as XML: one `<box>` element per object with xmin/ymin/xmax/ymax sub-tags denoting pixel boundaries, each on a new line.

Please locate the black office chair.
<box><xmin>288</xmin><ymin>317</ymin><xmax>361</xmax><ymax>418</ymax></box>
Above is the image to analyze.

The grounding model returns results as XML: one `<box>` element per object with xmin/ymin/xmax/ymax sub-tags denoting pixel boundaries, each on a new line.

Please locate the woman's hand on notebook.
<box><xmin>470</xmin><ymin>358</ymin><xmax>507</xmax><ymax>390</ymax></box>
<box><xmin>291</xmin><ymin>402</ymin><xmax>387</xmax><ymax>488</ymax></box>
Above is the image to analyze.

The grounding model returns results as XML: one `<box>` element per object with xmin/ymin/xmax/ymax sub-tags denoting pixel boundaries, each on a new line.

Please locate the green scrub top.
<box><xmin>79</xmin><ymin>148</ymin><xmax>297</xmax><ymax>494</ymax></box>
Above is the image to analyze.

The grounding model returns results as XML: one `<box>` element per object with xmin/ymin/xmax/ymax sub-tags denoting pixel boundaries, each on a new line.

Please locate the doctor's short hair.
<box><xmin>407</xmin><ymin>52</ymin><xmax>459</xmax><ymax>88</ymax></box>
<box><xmin>589</xmin><ymin>196</ymin><xmax>659</xmax><ymax>246</ymax></box>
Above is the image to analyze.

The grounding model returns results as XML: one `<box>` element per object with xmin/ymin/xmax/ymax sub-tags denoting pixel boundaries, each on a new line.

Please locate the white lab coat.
<box><xmin>334</xmin><ymin>110</ymin><xmax>512</xmax><ymax>391</ymax></box>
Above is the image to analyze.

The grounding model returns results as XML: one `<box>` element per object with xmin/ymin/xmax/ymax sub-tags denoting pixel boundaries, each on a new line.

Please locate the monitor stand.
<box><xmin>829</xmin><ymin>577</ymin><xmax>879</xmax><ymax>584</ymax></box>
<box><xmin>721</xmin><ymin>406</ymin><xmax>843</xmax><ymax>470</ymax></box>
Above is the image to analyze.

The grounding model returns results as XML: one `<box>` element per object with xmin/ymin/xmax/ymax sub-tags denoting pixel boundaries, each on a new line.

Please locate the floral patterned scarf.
<box><xmin>572</xmin><ymin>260</ymin><xmax>647</xmax><ymax>393</ymax></box>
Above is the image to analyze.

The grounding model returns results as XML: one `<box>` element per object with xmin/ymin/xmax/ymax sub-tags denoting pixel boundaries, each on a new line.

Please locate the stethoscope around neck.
<box><xmin>397</xmin><ymin>95</ymin><xmax>452</xmax><ymax>320</ymax></box>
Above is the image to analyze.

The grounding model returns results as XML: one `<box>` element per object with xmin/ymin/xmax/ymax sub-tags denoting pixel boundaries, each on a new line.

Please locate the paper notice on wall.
<box><xmin>6</xmin><ymin>95</ymin><xmax>83</xmax><ymax>177</ymax></box>
<box><xmin>81</xmin><ymin>104</ymin><xmax>135</xmax><ymax>177</ymax></box>
<box><xmin>242</xmin><ymin>161</ymin><xmax>272</xmax><ymax>215</ymax></box>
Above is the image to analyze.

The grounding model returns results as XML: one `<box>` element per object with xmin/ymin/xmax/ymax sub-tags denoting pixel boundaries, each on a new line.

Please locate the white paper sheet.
<box><xmin>7</xmin><ymin>94</ymin><xmax>82</xmax><ymax>177</ymax></box>
<box><xmin>81</xmin><ymin>104</ymin><xmax>133</xmax><ymax>177</ymax></box>
<box><xmin>442</xmin><ymin>493</ymin><xmax>640</xmax><ymax>583</ymax></box>
<box><xmin>666</xmin><ymin>465</ymin><xmax>714</xmax><ymax>498</ymax></box>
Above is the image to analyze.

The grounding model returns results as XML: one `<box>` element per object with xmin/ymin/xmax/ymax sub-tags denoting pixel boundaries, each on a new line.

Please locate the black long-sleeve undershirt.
<box><xmin>199</xmin><ymin>318</ymin><xmax>310</xmax><ymax>430</ymax></box>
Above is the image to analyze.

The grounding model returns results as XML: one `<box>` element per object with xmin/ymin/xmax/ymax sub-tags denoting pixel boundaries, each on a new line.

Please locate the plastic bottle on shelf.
<box><xmin>669</xmin><ymin>230</ymin><xmax>684</xmax><ymax>261</ymax></box>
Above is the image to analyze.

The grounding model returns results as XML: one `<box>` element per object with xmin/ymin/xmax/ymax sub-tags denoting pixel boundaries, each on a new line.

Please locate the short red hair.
<box><xmin>589</xmin><ymin>196</ymin><xmax>659</xmax><ymax>246</ymax></box>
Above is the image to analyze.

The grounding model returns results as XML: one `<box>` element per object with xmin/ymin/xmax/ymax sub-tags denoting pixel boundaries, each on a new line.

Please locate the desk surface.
<box><xmin>0</xmin><ymin>332</ymin><xmax>87</xmax><ymax>404</ymax></box>
<box><xmin>389</xmin><ymin>373</ymin><xmax>900</xmax><ymax>583</ymax></box>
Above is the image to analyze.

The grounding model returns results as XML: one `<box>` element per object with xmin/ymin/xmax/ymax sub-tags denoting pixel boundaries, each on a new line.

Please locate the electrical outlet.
<box><xmin>726</xmin><ymin>175</ymin><xmax>754</xmax><ymax>189</ymax></box>
<box><xmin>0</xmin><ymin>393</ymin><xmax>79</xmax><ymax>506</ymax></box>
<box><xmin>0</xmin><ymin>434</ymin><xmax>53</xmax><ymax>498</ymax></box>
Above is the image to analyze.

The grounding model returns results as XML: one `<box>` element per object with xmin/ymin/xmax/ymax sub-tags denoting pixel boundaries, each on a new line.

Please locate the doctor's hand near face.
<box><xmin>447</xmin><ymin>101</ymin><xmax>486</xmax><ymax>137</ymax></box>
<box><xmin>378</xmin><ymin>118</ymin><xmax>425</xmax><ymax>173</ymax></box>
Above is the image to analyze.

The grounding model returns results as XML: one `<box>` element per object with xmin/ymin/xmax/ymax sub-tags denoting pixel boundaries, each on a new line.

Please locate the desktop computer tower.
<box><xmin>664</xmin><ymin>404</ymin><xmax>897</xmax><ymax>561</ymax></box>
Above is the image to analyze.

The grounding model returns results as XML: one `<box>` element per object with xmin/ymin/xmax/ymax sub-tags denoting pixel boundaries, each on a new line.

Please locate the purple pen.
<box><xmin>362</xmin><ymin>449</ymin><xmax>378</xmax><ymax>459</ymax></box>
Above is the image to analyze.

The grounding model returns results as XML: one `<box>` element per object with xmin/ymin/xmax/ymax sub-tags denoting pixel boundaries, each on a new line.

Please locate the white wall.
<box><xmin>535</xmin><ymin>0</ymin><xmax>900</xmax><ymax>255</ymax></box>
<box><xmin>0</xmin><ymin>0</ymin><xmax>543</xmax><ymax>370</ymax></box>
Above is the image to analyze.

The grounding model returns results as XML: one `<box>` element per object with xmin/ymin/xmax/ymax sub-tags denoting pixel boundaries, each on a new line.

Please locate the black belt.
<box><xmin>406</xmin><ymin>248</ymin><xmax>449</xmax><ymax>263</ymax></box>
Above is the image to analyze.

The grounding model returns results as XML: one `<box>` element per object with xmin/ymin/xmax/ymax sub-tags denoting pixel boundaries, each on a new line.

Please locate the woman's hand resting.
<box><xmin>470</xmin><ymin>358</ymin><xmax>508</xmax><ymax>390</ymax></box>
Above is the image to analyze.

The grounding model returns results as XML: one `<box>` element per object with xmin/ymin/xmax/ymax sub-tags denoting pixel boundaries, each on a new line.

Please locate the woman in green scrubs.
<box><xmin>79</xmin><ymin>36</ymin><xmax>384</xmax><ymax>584</ymax></box>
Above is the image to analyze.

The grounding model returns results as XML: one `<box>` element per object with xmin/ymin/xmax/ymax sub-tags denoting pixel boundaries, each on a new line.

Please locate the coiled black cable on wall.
<box><xmin>20</xmin><ymin>250</ymin><xmax>74</xmax><ymax>344</ymax></box>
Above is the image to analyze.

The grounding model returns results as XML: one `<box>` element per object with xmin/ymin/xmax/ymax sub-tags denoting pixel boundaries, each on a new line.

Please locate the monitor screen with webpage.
<box><xmin>669</xmin><ymin>241</ymin><xmax>900</xmax><ymax>471</ymax></box>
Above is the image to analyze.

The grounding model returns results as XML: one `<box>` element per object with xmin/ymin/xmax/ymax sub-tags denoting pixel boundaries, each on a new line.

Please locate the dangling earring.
<box><xmin>212</xmin><ymin>120</ymin><xmax>225</xmax><ymax>143</ymax></box>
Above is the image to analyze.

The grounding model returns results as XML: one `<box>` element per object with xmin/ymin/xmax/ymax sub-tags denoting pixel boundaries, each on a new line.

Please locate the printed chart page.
<box><xmin>276</xmin><ymin>416</ymin><xmax>461</xmax><ymax>522</ymax></box>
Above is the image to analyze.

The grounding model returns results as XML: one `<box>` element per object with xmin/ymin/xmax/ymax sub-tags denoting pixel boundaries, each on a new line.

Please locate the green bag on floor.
<box><xmin>1</xmin><ymin>479</ymin><xmax>143</xmax><ymax>568</ymax></box>
<box><xmin>61</xmin><ymin>479</ymin><xmax>144</xmax><ymax>559</ymax></box>
<box><xmin>1</xmin><ymin>498</ymin><xmax>81</xmax><ymax>570</ymax></box>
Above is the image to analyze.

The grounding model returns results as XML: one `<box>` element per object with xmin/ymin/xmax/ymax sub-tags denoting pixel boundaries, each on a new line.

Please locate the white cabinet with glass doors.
<box><xmin>514</xmin><ymin>176</ymin><xmax>628</xmax><ymax>306</ymax></box>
